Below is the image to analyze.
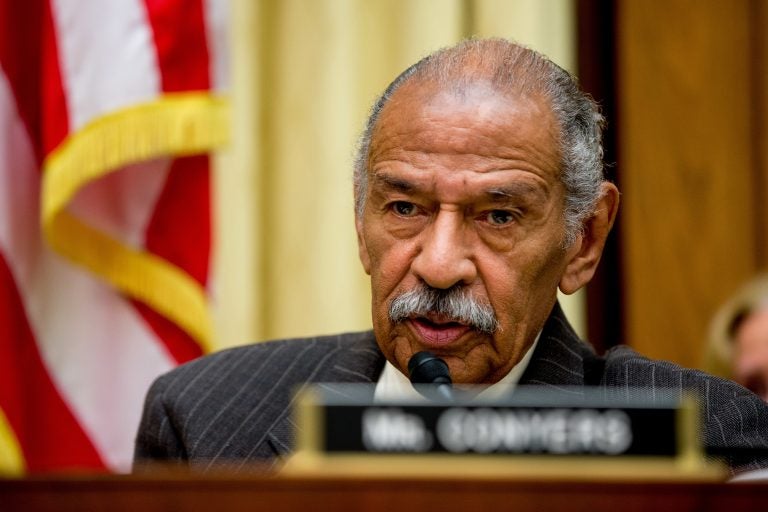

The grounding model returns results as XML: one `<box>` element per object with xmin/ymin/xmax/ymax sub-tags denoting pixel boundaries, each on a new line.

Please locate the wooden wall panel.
<box><xmin>616</xmin><ymin>0</ymin><xmax>765</xmax><ymax>367</ymax></box>
<box><xmin>757</xmin><ymin>0</ymin><xmax>768</xmax><ymax>265</ymax></box>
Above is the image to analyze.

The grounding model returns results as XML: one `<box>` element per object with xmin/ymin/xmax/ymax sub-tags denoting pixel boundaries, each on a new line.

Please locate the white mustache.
<box><xmin>388</xmin><ymin>284</ymin><xmax>499</xmax><ymax>334</ymax></box>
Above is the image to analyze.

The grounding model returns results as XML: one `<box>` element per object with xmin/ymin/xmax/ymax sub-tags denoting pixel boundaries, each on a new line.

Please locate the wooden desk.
<box><xmin>2</xmin><ymin>471</ymin><xmax>767</xmax><ymax>512</ymax></box>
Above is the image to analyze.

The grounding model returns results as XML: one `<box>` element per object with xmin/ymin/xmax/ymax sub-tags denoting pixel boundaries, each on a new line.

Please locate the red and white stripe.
<box><xmin>0</xmin><ymin>0</ymin><xmax>228</xmax><ymax>473</ymax></box>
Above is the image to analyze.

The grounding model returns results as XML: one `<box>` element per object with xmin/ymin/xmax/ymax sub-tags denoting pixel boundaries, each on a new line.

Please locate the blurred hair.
<box><xmin>353</xmin><ymin>38</ymin><xmax>606</xmax><ymax>246</ymax></box>
<box><xmin>706</xmin><ymin>274</ymin><xmax>768</xmax><ymax>378</ymax></box>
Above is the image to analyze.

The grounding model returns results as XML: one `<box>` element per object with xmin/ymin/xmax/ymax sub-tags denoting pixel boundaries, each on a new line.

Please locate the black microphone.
<box><xmin>408</xmin><ymin>351</ymin><xmax>454</xmax><ymax>401</ymax></box>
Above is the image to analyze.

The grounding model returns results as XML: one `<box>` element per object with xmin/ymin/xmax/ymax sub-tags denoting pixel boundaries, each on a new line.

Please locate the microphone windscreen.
<box><xmin>408</xmin><ymin>351</ymin><xmax>452</xmax><ymax>385</ymax></box>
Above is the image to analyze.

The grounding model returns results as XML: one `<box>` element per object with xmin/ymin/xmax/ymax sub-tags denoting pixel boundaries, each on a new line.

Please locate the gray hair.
<box><xmin>353</xmin><ymin>38</ymin><xmax>605</xmax><ymax>246</ymax></box>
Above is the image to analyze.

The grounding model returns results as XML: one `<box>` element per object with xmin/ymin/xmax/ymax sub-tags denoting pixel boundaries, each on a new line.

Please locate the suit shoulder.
<box><xmin>149</xmin><ymin>330</ymin><xmax>379</xmax><ymax>403</ymax></box>
<box><xmin>602</xmin><ymin>346</ymin><xmax>768</xmax><ymax>474</ymax></box>
<box><xmin>601</xmin><ymin>344</ymin><xmax>761</xmax><ymax>404</ymax></box>
<box><xmin>605</xmin><ymin>345</ymin><xmax>718</xmax><ymax>382</ymax></box>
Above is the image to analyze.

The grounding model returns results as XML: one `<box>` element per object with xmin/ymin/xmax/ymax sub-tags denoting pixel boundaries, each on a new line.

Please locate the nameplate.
<box><xmin>294</xmin><ymin>385</ymin><xmax>701</xmax><ymax>460</ymax></box>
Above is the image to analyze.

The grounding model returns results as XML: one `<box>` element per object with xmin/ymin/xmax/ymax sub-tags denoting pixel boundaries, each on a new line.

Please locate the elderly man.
<box><xmin>134</xmin><ymin>39</ymin><xmax>768</xmax><ymax>473</ymax></box>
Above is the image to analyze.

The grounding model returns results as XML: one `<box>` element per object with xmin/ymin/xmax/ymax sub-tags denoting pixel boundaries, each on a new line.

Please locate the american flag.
<box><xmin>0</xmin><ymin>0</ymin><xmax>229</xmax><ymax>473</ymax></box>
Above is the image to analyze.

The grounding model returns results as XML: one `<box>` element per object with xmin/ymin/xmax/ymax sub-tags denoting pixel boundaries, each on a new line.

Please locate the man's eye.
<box><xmin>486</xmin><ymin>210</ymin><xmax>515</xmax><ymax>226</ymax></box>
<box><xmin>391</xmin><ymin>201</ymin><xmax>418</xmax><ymax>217</ymax></box>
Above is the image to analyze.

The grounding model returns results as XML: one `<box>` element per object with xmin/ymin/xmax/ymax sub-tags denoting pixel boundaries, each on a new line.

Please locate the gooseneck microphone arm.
<box><xmin>408</xmin><ymin>351</ymin><xmax>454</xmax><ymax>401</ymax></box>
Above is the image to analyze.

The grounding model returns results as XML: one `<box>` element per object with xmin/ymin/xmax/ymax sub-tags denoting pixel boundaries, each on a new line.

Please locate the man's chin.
<box><xmin>382</xmin><ymin>327</ymin><xmax>499</xmax><ymax>385</ymax></box>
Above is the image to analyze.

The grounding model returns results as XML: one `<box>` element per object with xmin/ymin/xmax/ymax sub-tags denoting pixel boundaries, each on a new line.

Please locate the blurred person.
<box><xmin>134</xmin><ymin>38</ymin><xmax>768</xmax><ymax>475</ymax></box>
<box><xmin>708</xmin><ymin>275</ymin><xmax>768</xmax><ymax>401</ymax></box>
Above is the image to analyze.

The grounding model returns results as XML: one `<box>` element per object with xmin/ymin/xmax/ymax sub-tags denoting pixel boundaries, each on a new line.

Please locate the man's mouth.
<box><xmin>407</xmin><ymin>315</ymin><xmax>472</xmax><ymax>346</ymax></box>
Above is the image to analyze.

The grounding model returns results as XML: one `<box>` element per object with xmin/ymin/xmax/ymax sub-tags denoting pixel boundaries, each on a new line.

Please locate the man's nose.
<box><xmin>410</xmin><ymin>209</ymin><xmax>477</xmax><ymax>289</ymax></box>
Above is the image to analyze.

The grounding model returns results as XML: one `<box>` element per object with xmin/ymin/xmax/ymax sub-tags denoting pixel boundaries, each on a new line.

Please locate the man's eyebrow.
<box><xmin>371</xmin><ymin>173</ymin><xmax>415</xmax><ymax>193</ymax></box>
<box><xmin>485</xmin><ymin>182</ymin><xmax>546</xmax><ymax>201</ymax></box>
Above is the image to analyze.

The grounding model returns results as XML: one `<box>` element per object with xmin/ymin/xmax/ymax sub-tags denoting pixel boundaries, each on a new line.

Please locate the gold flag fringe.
<box><xmin>41</xmin><ymin>92</ymin><xmax>230</xmax><ymax>352</ymax></box>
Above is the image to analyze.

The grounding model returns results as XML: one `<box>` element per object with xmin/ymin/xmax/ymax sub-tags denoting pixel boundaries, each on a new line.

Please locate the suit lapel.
<box><xmin>263</xmin><ymin>332</ymin><xmax>385</xmax><ymax>463</ymax></box>
<box><xmin>519</xmin><ymin>302</ymin><xmax>597</xmax><ymax>390</ymax></box>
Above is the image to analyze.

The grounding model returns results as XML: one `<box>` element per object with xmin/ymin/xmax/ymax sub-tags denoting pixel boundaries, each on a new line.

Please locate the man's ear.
<box><xmin>559</xmin><ymin>182</ymin><xmax>620</xmax><ymax>295</ymax></box>
<box><xmin>355</xmin><ymin>214</ymin><xmax>372</xmax><ymax>275</ymax></box>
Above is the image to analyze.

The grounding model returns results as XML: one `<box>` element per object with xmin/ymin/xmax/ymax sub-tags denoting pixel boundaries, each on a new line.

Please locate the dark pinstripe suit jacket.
<box><xmin>134</xmin><ymin>303</ymin><xmax>768</xmax><ymax>474</ymax></box>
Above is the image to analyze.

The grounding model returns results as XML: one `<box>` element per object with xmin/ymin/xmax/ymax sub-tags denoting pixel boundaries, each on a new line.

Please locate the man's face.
<box><xmin>356</xmin><ymin>81</ymin><xmax>578</xmax><ymax>384</ymax></box>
